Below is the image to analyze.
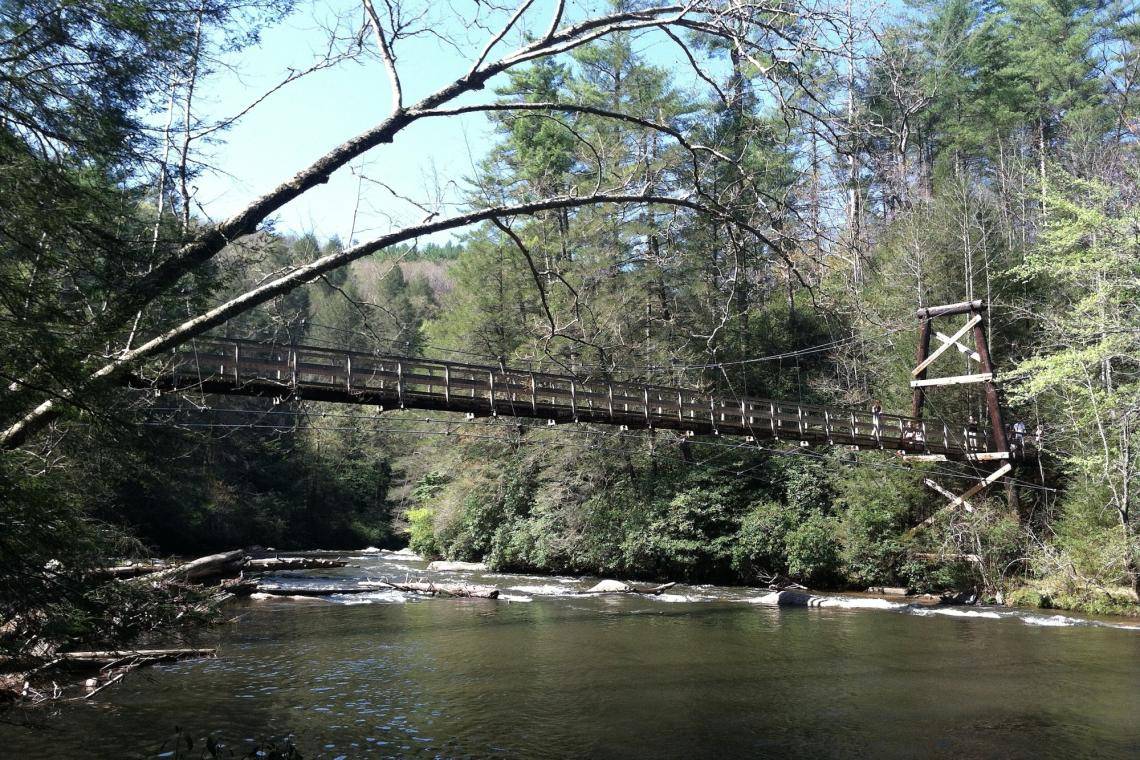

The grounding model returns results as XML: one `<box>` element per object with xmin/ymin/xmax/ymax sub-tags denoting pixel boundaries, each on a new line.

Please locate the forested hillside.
<box><xmin>1</xmin><ymin>0</ymin><xmax>1137</xmax><ymax>658</ymax></box>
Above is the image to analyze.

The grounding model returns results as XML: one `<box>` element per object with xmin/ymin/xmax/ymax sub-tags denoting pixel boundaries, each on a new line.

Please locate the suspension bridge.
<box><xmin>139</xmin><ymin>300</ymin><xmax>1032</xmax><ymax>509</ymax></box>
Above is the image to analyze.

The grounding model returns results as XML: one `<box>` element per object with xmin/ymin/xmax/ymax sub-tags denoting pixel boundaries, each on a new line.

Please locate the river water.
<box><xmin>5</xmin><ymin>550</ymin><xmax>1139</xmax><ymax>758</ymax></box>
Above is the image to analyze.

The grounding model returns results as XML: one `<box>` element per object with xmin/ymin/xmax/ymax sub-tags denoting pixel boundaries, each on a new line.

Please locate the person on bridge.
<box><xmin>871</xmin><ymin>400</ymin><xmax>883</xmax><ymax>440</ymax></box>
<box><xmin>1012</xmin><ymin>420</ymin><xmax>1027</xmax><ymax>455</ymax></box>
<box><xmin>966</xmin><ymin>415</ymin><xmax>979</xmax><ymax>450</ymax></box>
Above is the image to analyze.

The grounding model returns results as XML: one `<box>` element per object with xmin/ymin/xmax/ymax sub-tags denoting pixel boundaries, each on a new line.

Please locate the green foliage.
<box><xmin>88</xmin><ymin>415</ymin><xmax>393</xmax><ymax>555</ymax></box>
<box><xmin>627</xmin><ymin>479</ymin><xmax>750</xmax><ymax>581</ymax></box>
<box><xmin>0</xmin><ymin>453</ymin><xmax>216</xmax><ymax>659</ymax></box>
<box><xmin>1007</xmin><ymin>583</ymin><xmax>1139</xmax><ymax>617</ymax></box>
<box><xmin>785</xmin><ymin>512</ymin><xmax>842</xmax><ymax>586</ymax></box>
<box><xmin>407</xmin><ymin>507</ymin><xmax>441</xmax><ymax>559</ymax></box>
<box><xmin>900</xmin><ymin>556</ymin><xmax>979</xmax><ymax>595</ymax></box>
<box><xmin>731</xmin><ymin>500</ymin><xmax>793</xmax><ymax>581</ymax></box>
<box><xmin>3</xmin><ymin>0</ymin><xmax>1138</xmax><ymax>638</ymax></box>
<box><xmin>834</xmin><ymin>458</ymin><xmax>924</xmax><ymax>586</ymax></box>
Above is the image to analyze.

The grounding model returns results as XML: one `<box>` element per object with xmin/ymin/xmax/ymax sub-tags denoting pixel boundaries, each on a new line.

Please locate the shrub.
<box><xmin>785</xmin><ymin>512</ymin><xmax>842</xmax><ymax>586</ymax></box>
<box><xmin>626</xmin><ymin>481</ymin><xmax>748</xmax><ymax>581</ymax></box>
<box><xmin>731</xmin><ymin>499</ymin><xmax>791</xmax><ymax>580</ymax></box>
<box><xmin>406</xmin><ymin>507</ymin><xmax>441</xmax><ymax>559</ymax></box>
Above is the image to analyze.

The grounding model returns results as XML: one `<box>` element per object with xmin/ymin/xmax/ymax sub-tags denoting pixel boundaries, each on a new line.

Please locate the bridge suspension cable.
<box><xmin>245</xmin><ymin>318</ymin><xmax>913</xmax><ymax>374</ymax></box>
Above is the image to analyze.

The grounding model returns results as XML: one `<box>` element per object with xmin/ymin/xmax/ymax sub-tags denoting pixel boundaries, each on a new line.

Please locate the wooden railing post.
<box><xmin>166</xmin><ymin>337</ymin><xmax>995</xmax><ymax>458</ymax></box>
<box><xmin>397</xmin><ymin>361</ymin><xmax>405</xmax><ymax>407</ymax></box>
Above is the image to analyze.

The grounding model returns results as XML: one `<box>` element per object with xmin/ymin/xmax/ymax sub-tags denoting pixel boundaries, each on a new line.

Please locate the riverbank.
<box><xmin>0</xmin><ymin>551</ymin><xmax>354</xmax><ymax>705</ymax></box>
<box><xmin>246</xmin><ymin>548</ymin><xmax>1140</xmax><ymax>631</ymax></box>
<box><xmin>3</xmin><ymin>549</ymin><xmax>1139</xmax><ymax>759</ymax></box>
<box><xmin>1006</xmin><ymin>583</ymin><xmax>1140</xmax><ymax>618</ymax></box>
<box><xmin>7</xmin><ymin>546</ymin><xmax>1135</xmax><ymax>709</ymax></box>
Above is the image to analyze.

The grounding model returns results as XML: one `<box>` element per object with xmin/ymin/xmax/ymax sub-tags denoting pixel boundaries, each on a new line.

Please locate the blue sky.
<box><xmin>192</xmin><ymin>0</ymin><xmax>711</xmax><ymax>244</ymax></box>
<box><xmin>194</xmin><ymin>1</ymin><xmax>502</xmax><ymax>243</ymax></box>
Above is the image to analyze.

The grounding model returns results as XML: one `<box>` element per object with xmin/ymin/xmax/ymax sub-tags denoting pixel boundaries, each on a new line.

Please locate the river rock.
<box><xmin>427</xmin><ymin>560</ymin><xmax>486</xmax><ymax>572</ymax></box>
<box><xmin>755</xmin><ymin>590</ymin><xmax>819</xmax><ymax>606</ymax></box>
<box><xmin>585</xmin><ymin>579</ymin><xmax>633</xmax><ymax>594</ymax></box>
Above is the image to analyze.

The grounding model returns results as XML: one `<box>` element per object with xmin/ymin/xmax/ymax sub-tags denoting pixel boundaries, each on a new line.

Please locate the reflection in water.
<box><xmin>4</xmin><ymin>551</ymin><xmax>1139</xmax><ymax>759</ymax></box>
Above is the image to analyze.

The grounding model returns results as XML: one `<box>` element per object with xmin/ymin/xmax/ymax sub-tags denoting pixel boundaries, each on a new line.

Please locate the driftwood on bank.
<box><xmin>582</xmin><ymin>580</ymin><xmax>677</xmax><ymax>595</ymax></box>
<box><xmin>130</xmin><ymin>550</ymin><xmax>247</xmax><ymax>584</ymax></box>
<box><xmin>243</xmin><ymin>557</ymin><xmax>348</xmax><ymax>572</ymax></box>
<box><xmin>58</xmin><ymin>648</ymin><xmax>216</xmax><ymax>664</ymax></box>
<box><xmin>9</xmin><ymin>648</ymin><xmax>217</xmax><ymax>705</ymax></box>
<box><xmin>119</xmin><ymin>552</ymin><xmax>351</xmax><ymax>587</ymax></box>
<box><xmin>255</xmin><ymin>580</ymin><xmax>500</xmax><ymax>599</ymax></box>
<box><xmin>90</xmin><ymin>562</ymin><xmax>169</xmax><ymax>580</ymax></box>
<box><xmin>365</xmin><ymin>580</ymin><xmax>499</xmax><ymax>598</ymax></box>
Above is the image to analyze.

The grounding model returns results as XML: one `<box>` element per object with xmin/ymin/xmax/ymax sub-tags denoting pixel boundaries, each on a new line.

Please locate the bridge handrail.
<box><xmin>153</xmin><ymin>335</ymin><xmax>998</xmax><ymax>455</ymax></box>
<box><xmin>169</xmin><ymin>336</ymin><xmax>933</xmax><ymax>426</ymax></box>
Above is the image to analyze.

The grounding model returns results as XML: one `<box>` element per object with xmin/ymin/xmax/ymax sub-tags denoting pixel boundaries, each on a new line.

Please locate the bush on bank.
<box><xmin>401</xmin><ymin>439</ymin><xmax>1137</xmax><ymax>616</ymax></box>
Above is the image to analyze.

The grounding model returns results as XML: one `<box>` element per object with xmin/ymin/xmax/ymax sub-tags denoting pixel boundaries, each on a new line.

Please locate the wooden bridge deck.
<box><xmin>148</xmin><ymin>337</ymin><xmax>1015</xmax><ymax>461</ymax></box>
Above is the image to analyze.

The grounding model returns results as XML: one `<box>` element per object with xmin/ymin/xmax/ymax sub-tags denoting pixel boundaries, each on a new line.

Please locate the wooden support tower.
<box><xmin>909</xmin><ymin>300</ymin><xmax>1014</xmax><ymax>517</ymax></box>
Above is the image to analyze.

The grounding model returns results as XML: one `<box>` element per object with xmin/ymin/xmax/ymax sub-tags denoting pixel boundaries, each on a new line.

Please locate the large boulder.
<box><xmin>584</xmin><ymin>579</ymin><xmax>634</xmax><ymax>594</ymax></box>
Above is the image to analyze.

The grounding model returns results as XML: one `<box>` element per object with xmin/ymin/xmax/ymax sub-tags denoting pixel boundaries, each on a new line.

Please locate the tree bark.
<box><xmin>131</xmin><ymin>550</ymin><xmax>246</xmax><ymax>584</ymax></box>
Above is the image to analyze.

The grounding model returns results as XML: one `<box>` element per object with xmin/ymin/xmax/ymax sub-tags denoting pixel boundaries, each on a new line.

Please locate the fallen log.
<box><xmin>252</xmin><ymin>585</ymin><xmax>370</xmax><ymax>597</ymax></box>
<box><xmin>243</xmin><ymin>557</ymin><xmax>348</xmax><ymax>572</ymax></box>
<box><xmin>131</xmin><ymin>550</ymin><xmax>247</xmax><ymax>584</ymax></box>
<box><xmin>582</xmin><ymin>580</ymin><xmax>677</xmax><ymax>595</ymax></box>
<box><xmin>255</xmin><ymin>580</ymin><xmax>500</xmax><ymax>599</ymax></box>
<box><xmin>366</xmin><ymin>580</ymin><xmax>499</xmax><ymax>599</ymax></box>
<box><xmin>90</xmin><ymin>562</ymin><xmax>169</xmax><ymax>580</ymax></box>
<box><xmin>58</xmin><ymin>648</ymin><xmax>216</xmax><ymax>664</ymax></box>
<box><xmin>39</xmin><ymin>649</ymin><xmax>218</xmax><ymax>703</ymax></box>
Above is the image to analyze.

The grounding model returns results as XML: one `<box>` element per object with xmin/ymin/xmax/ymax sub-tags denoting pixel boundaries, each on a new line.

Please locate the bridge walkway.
<box><xmin>144</xmin><ymin>337</ymin><xmax>1019</xmax><ymax>463</ymax></box>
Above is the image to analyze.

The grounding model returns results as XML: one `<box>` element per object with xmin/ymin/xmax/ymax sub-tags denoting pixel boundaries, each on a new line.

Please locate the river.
<box><xmin>4</xmin><ymin>549</ymin><xmax>1139</xmax><ymax>758</ymax></box>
